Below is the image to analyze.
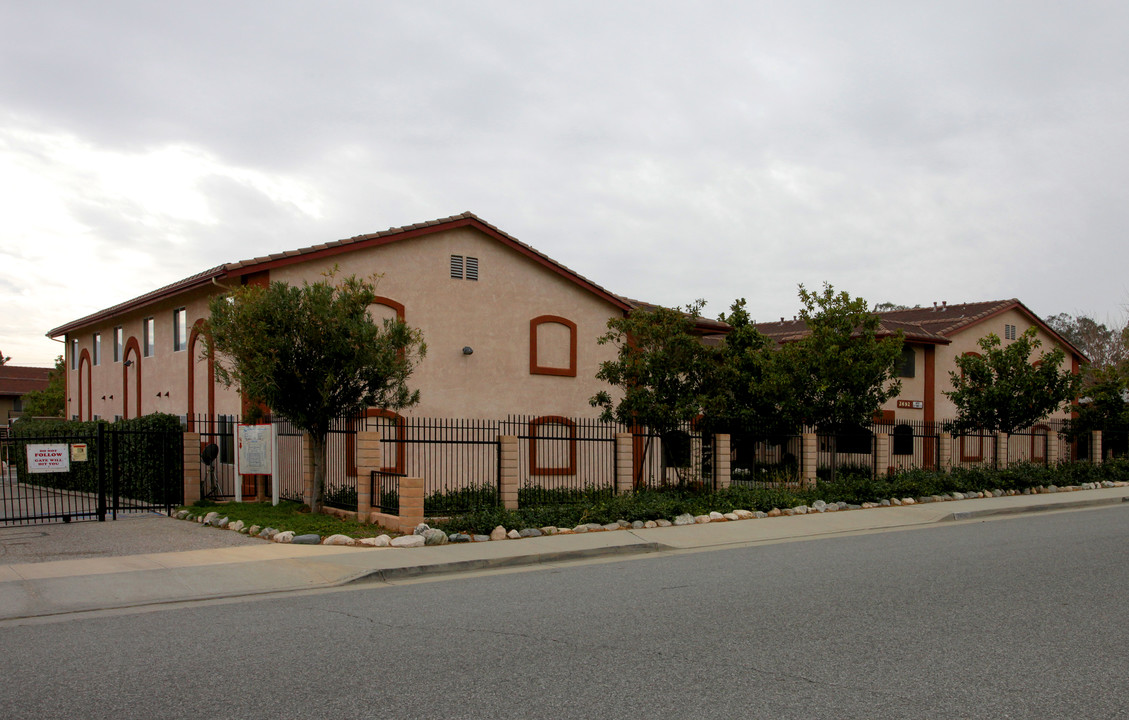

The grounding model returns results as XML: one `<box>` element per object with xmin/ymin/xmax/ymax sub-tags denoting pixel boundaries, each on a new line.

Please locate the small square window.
<box><xmin>450</xmin><ymin>255</ymin><xmax>464</xmax><ymax>279</ymax></box>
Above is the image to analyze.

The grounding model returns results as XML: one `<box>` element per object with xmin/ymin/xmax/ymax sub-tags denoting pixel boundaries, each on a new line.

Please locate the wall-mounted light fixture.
<box><xmin>462</xmin><ymin>346</ymin><xmax>474</xmax><ymax>355</ymax></box>
<box><xmin>123</xmin><ymin>359</ymin><xmax>133</xmax><ymax>367</ymax></box>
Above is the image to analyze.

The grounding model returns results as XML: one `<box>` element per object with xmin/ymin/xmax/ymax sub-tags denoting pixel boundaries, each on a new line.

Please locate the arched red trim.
<box><xmin>371</xmin><ymin>297</ymin><xmax>405</xmax><ymax>322</ymax></box>
<box><xmin>78</xmin><ymin>349</ymin><xmax>92</xmax><ymax>421</ymax></box>
<box><xmin>1031</xmin><ymin>423</ymin><xmax>1050</xmax><ymax>462</ymax></box>
<box><xmin>122</xmin><ymin>337</ymin><xmax>142</xmax><ymax>419</ymax></box>
<box><xmin>347</xmin><ymin>408</ymin><xmax>406</xmax><ymax>476</ymax></box>
<box><xmin>529</xmin><ymin>415</ymin><xmax>577</xmax><ymax>476</ymax></box>
<box><xmin>530</xmin><ymin>315</ymin><xmax>577</xmax><ymax>377</ymax></box>
<box><xmin>187</xmin><ymin>320</ymin><xmax>215</xmax><ymax>432</ymax></box>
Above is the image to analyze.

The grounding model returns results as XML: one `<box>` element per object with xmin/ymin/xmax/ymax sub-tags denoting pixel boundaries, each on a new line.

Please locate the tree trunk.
<box><xmin>308</xmin><ymin>432</ymin><xmax>327</xmax><ymax>514</ymax></box>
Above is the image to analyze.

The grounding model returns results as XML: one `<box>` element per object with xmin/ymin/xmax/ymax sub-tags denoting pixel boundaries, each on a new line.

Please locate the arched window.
<box><xmin>529</xmin><ymin>416</ymin><xmax>577</xmax><ymax>475</ymax></box>
<box><xmin>529</xmin><ymin>316</ymin><xmax>577</xmax><ymax>377</ymax></box>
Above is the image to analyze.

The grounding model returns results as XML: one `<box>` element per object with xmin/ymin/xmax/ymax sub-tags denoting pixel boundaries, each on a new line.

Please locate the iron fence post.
<box><xmin>96</xmin><ymin>422</ymin><xmax>106</xmax><ymax>522</ymax></box>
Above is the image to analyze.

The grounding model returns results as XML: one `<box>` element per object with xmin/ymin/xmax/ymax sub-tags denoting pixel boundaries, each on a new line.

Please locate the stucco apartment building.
<box><xmin>754</xmin><ymin>300</ymin><xmax>1087</xmax><ymax>465</ymax></box>
<box><xmin>0</xmin><ymin>365</ymin><xmax>52</xmax><ymax>426</ymax></box>
<box><xmin>47</xmin><ymin>212</ymin><xmax>726</xmax><ymax>429</ymax></box>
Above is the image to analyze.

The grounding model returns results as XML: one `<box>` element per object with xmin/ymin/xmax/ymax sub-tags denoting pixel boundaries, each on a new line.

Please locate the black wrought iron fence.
<box><xmin>505</xmin><ymin>415</ymin><xmax>619</xmax><ymax>505</ymax></box>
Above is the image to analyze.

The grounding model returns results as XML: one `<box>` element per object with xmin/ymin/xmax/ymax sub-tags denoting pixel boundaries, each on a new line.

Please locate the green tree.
<box><xmin>780</xmin><ymin>283</ymin><xmax>904</xmax><ymax>432</ymax></box>
<box><xmin>20</xmin><ymin>355</ymin><xmax>65</xmax><ymax>417</ymax></box>
<box><xmin>0</xmin><ymin>349</ymin><xmax>9</xmax><ymax>365</ymax></box>
<box><xmin>207</xmin><ymin>272</ymin><xmax>426</xmax><ymax>513</ymax></box>
<box><xmin>946</xmin><ymin>328</ymin><xmax>1081</xmax><ymax>435</ymax></box>
<box><xmin>711</xmin><ymin>298</ymin><xmax>797</xmax><ymax>436</ymax></box>
<box><xmin>1045</xmin><ymin>313</ymin><xmax>1127</xmax><ymax>371</ymax></box>
<box><xmin>590</xmin><ymin>300</ymin><xmax>716</xmax><ymax>485</ymax></box>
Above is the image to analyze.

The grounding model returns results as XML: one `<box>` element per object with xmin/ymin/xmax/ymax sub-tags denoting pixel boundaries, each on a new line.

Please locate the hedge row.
<box><xmin>6</xmin><ymin>414</ymin><xmax>184</xmax><ymax>504</ymax></box>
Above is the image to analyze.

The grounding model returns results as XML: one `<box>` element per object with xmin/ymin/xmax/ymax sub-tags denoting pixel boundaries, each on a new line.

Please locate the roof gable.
<box><xmin>48</xmin><ymin>213</ymin><xmax>633</xmax><ymax>337</ymax></box>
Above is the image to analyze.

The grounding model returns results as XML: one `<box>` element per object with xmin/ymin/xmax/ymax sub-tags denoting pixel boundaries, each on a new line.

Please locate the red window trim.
<box><xmin>529</xmin><ymin>315</ymin><xmax>577</xmax><ymax>377</ymax></box>
<box><xmin>529</xmin><ymin>415</ymin><xmax>577</xmax><ymax>476</ymax></box>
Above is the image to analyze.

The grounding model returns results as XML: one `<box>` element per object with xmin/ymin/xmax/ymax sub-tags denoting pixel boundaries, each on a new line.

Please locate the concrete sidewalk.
<box><xmin>1</xmin><ymin>487</ymin><xmax>1126</xmax><ymax>621</ymax></box>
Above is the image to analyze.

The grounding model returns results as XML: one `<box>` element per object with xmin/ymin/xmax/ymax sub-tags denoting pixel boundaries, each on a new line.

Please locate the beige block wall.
<box><xmin>62</xmin><ymin>225</ymin><xmax>623</xmax><ymax>423</ymax></box>
<box><xmin>266</xmin><ymin>226</ymin><xmax>624</xmax><ymax>418</ymax></box>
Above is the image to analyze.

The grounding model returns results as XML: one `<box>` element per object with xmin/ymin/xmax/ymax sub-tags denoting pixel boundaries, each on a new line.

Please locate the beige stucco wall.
<box><xmin>267</xmin><ymin>226</ymin><xmax>624</xmax><ymax>418</ymax></box>
<box><xmin>63</xmin><ymin>225</ymin><xmax>624</xmax><ymax>422</ymax></box>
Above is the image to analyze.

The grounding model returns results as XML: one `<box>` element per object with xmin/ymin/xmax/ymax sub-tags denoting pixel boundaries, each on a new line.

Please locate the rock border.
<box><xmin>173</xmin><ymin>481</ymin><xmax>1127</xmax><ymax>549</ymax></box>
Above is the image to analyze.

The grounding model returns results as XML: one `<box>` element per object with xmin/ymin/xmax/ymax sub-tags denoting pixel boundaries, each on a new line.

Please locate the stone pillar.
<box><xmin>397</xmin><ymin>476</ymin><xmax>424</xmax><ymax>532</ymax></box>
<box><xmin>995</xmin><ymin>432</ymin><xmax>1009</xmax><ymax>470</ymax></box>
<box><xmin>939</xmin><ymin>432</ymin><xmax>953</xmax><ymax>472</ymax></box>
<box><xmin>801</xmin><ymin>432</ymin><xmax>818</xmax><ymax>487</ymax></box>
<box><xmin>182</xmin><ymin>431</ymin><xmax>201</xmax><ymax>505</ymax></box>
<box><xmin>615</xmin><ymin>433</ymin><xmax>634</xmax><ymax>495</ymax></box>
<box><xmin>354</xmin><ymin>430</ymin><xmax>382</xmax><ymax>522</ymax></box>
<box><xmin>875</xmin><ymin>434</ymin><xmax>891</xmax><ymax>477</ymax></box>
<box><xmin>713</xmin><ymin>434</ymin><xmax>731</xmax><ymax>489</ymax></box>
<box><xmin>1092</xmin><ymin>430</ymin><xmax>1103</xmax><ymax>464</ymax></box>
<box><xmin>499</xmin><ymin>435</ymin><xmax>519</xmax><ymax>510</ymax></box>
<box><xmin>1046</xmin><ymin>430</ymin><xmax>1060</xmax><ymax>466</ymax></box>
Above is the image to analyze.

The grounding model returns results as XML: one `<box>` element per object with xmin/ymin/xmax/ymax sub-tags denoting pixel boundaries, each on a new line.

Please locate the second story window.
<box><xmin>92</xmin><ymin>333</ymin><xmax>101</xmax><ymax>366</ymax></box>
<box><xmin>113</xmin><ymin>326</ymin><xmax>123</xmax><ymax>362</ymax></box>
<box><xmin>71</xmin><ymin>339</ymin><xmax>78</xmax><ymax>370</ymax></box>
<box><xmin>173</xmin><ymin>308</ymin><xmax>188</xmax><ymax>352</ymax></box>
<box><xmin>143</xmin><ymin>317</ymin><xmax>155</xmax><ymax>357</ymax></box>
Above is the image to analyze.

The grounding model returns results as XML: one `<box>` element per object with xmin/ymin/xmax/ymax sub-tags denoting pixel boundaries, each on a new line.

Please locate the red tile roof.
<box><xmin>48</xmin><ymin>212</ymin><xmax>635</xmax><ymax>337</ymax></box>
<box><xmin>0</xmin><ymin>365</ymin><xmax>52</xmax><ymax>397</ymax></box>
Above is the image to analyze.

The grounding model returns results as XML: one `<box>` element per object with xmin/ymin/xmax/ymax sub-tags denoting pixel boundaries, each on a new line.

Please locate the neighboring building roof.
<box><xmin>48</xmin><ymin>212</ymin><xmax>636</xmax><ymax>338</ymax></box>
<box><xmin>754</xmin><ymin>299</ymin><xmax>1089</xmax><ymax>362</ymax></box>
<box><xmin>0</xmin><ymin>365</ymin><xmax>52</xmax><ymax>398</ymax></box>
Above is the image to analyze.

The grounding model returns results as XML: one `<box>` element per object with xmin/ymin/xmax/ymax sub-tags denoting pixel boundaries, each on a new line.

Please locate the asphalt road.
<box><xmin>2</xmin><ymin>505</ymin><xmax>1126</xmax><ymax>719</ymax></box>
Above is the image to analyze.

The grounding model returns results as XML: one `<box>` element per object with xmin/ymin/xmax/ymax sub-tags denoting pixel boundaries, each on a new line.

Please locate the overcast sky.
<box><xmin>3</xmin><ymin>1</ymin><xmax>1128</xmax><ymax>366</ymax></box>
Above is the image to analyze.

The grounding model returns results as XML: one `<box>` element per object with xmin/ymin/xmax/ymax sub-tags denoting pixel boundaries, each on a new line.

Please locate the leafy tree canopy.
<box><xmin>20</xmin><ymin>355</ymin><xmax>65</xmax><ymax>418</ymax></box>
<box><xmin>780</xmin><ymin>283</ymin><xmax>903</xmax><ymax>431</ymax></box>
<box><xmin>590</xmin><ymin>300</ymin><xmax>715</xmax><ymax>435</ymax></box>
<box><xmin>945</xmin><ymin>328</ymin><xmax>1081</xmax><ymax>435</ymax></box>
<box><xmin>1045</xmin><ymin>313</ymin><xmax>1127</xmax><ymax>371</ymax></box>
<box><xmin>207</xmin><ymin>271</ymin><xmax>426</xmax><ymax>512</ymax></box>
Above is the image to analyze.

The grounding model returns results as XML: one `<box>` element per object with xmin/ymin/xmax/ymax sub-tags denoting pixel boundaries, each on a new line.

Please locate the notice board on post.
<box><xmin>235</xmin><ymin>423</ymin><xmax>281</xmax><ymax>505</ymax></box>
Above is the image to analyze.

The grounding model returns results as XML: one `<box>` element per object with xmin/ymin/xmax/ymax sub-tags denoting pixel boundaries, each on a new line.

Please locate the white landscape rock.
<box><xmin>391</xmin><ymin>534</ymin><xmax>425</xmax><ymax>548</ymax></box>
<box><xmin>323</xmin><ymin>534</ymin><xmax>355</xmax><ymax>546</ymax></box>
<box><xmin>490</xmin><ymin>526</ymin><xmax>508</xmax><ymax>541</ymax></box>
<box><xmin>506</xmin><ymin>529</ymin><xmax>521</xmax><ymax>539</ymax></box>
<box><xmin>708</xmin><ymin>511</ymin><xmax>725</xmax><ymax>521</ymax></box>
<box><xmin>273</xmin><ymin>531</ymin><xmax>295</xmax><ymax>543</ymax></box>
<box><xmin>723</xmin><ymin>513</ymin><xmax>740</xmax><ymax>521</ymax></box>
<box><xmin>732</xmin><ymin>509</ymin><xmax>755</xmax><ymax>519</ymax></box>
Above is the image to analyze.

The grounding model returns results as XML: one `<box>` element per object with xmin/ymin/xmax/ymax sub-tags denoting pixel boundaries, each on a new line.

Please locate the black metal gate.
<box><xmin>1</xmin><ymin>424</ymin><xmax>183</xmax><ymax>526</ymax></box>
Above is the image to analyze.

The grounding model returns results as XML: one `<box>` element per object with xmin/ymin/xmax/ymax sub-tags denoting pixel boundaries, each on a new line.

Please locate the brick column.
<box><xmin>615</xmin><ymin>433</ymin><xmax>634</xmax><ymax>495</ymax></box>
<box><xmin>713</xmin><ymin>434</ymin><xmax>731</xmax><ymax>489</ymax></box>
<box><xmin>397</xmin><ymin>476</ymin><xmax>424</xmax><ymax>532</ymax></box>
<box><xmin>995</xmin><ymin>432</ymin><xmax>1009</xmax><ymax>470</ymax></box>
<box><xmin>1092</xmin><ymin>430</ymin><xmax>1103</xmax><ymax>464</ymax></box>
<box><xmin>801</xmin><ymin>432</ymin><xmax>818</xmax><ymax>487</ymax></box>
<box><xmin>1046</xmin><ymin>430</ymin><xmax>1060</xmax><ymax>466</ymax></box>
<box><xmin>183</xmin><ymin>431</ymin><xmax>201</xmax><ymax>505</ymax></box>
<box><xmin>939</xmin><ymin>432</ymin><xmax>953</xmax><ymax>472</ymax></box>
<box><xmin>354</xmin><ymin>430</ymin><xmax>382</xmax><ymax>523</ymax></box>
<box><xmin>499</xmin><ymin>435</ymin><xmax>519</xmax><ymax>510</ymax></box>
<box><xmin>875</xmin><ymin>433</ymin><xmax>891</xmax><ymax>477</ymax></box>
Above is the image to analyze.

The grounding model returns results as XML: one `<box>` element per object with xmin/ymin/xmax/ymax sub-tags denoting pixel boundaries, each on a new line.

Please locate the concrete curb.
<box><xmin>946</xmin><ymin>495</ymin><xmax>1128</xmax><ymax>521</ymax></box>
<box><xmin>348</xmin><ymin>541</ymin><xmax>669</xmax><ymax>584</ymax></box>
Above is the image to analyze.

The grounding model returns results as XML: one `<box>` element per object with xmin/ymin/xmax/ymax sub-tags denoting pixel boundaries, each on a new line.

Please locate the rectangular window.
<box><xmin>1004</xmin><ymin>324</ymin><xmax>1017</xmax><ymax>340</ymax></box>
<box><xmin>71</xmin><ymin>339</ymin><xmax>78</xmax><ymax>370</ymax></box>
<box><xmin>898</xmin><ymin>346</ymin><xmax>915</xmax><ymax>378</ymax></box>
<box><xmin>173</xmin><ymin>308</ymin><xmax>187</xmax><ymax>352</ymax></box>
<box><xmin>92</xmin><ymin>333</ymin><xmax>101</xmax><ymax>366</ymax></box>
<box><xmin>465</xmin><ymin>256</ymin><xmax>479</xmax><ymax>281</ymax></box>
<box><xmin>450</xmin><ymin>254</ymin><xmax>464</xmax><ymax>279</ymax></box>
<box><xmin>113</xmin><ymin>326</ymin><xmax>123</xmax><ymax>362</ymax></box>
<box><xmin>143</xmin><ymin>317</ymin><xmax>155</xmax><ymax>357</ymax></box>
